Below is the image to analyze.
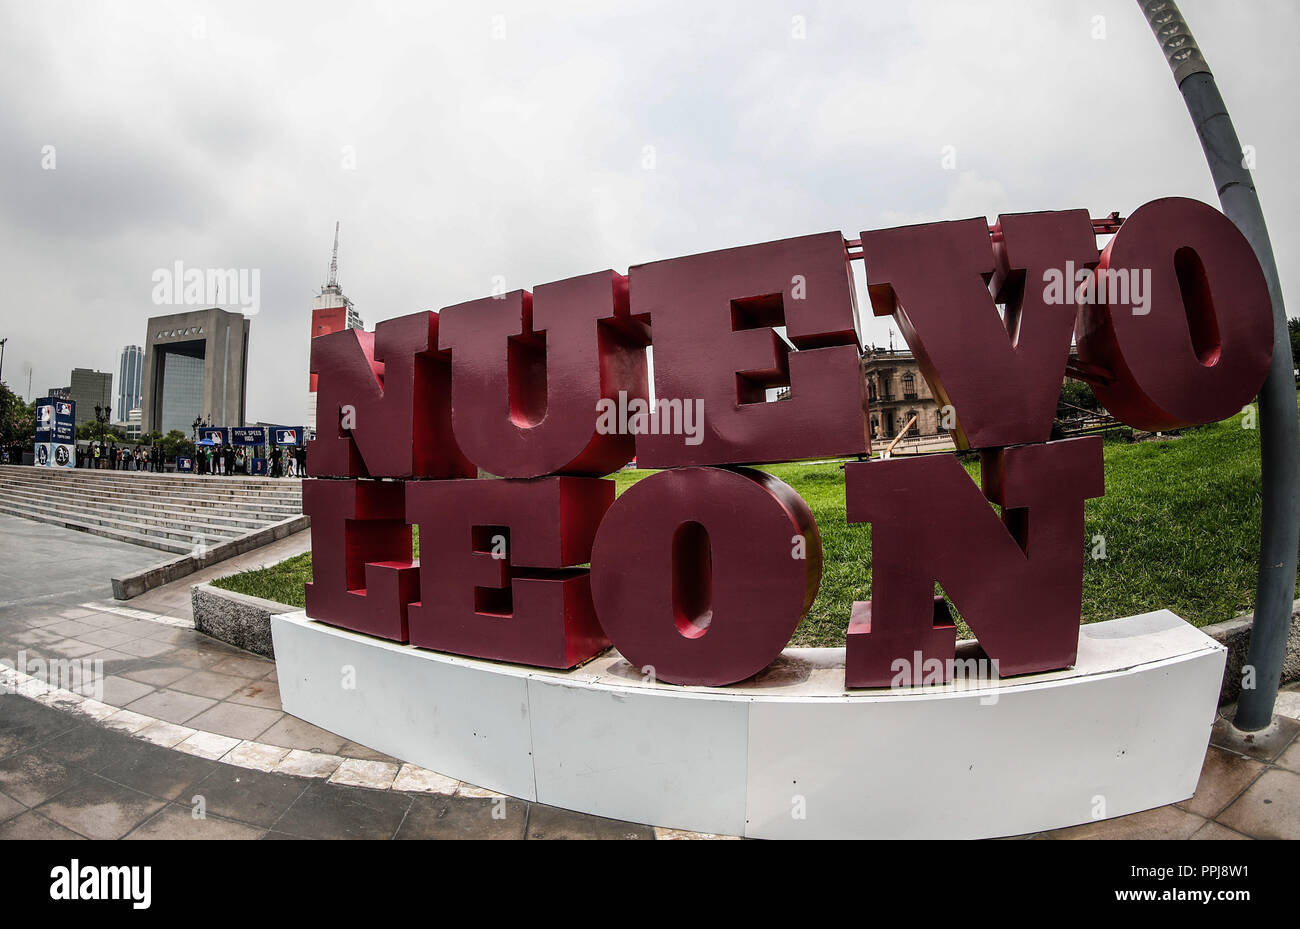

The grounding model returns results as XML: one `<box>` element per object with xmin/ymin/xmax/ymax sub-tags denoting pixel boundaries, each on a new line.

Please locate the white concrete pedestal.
<box><xmin>271</xmin><ymin>610</ymin><xmax>1225</xmax><ymax>839</ymax></box>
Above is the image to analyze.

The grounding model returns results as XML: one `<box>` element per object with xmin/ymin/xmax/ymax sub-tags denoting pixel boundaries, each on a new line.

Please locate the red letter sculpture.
<box><xmin>1075</xmin><ymin>197</ymin><xmax>1273</xmax><ymax>431</ymax></box>
<box><xmin>845</xmin><ymin>436</ymin><xmax>1104</xmax><ymax>687</ymax></box>
<box><xmin>630</xmin><ymin>233</ymin><xmax>868</xmax><ymax>467</ymax></box>
<box><xmin>438</xmin><ymin>271</ymin><xmax>650</xmax><ymax>477</ymax></box>
<box><xmin>304</xmin><ymin>479</ymin><xmax>419</xmax><ymax>642</ymax></box>
<box><xmin>308</xmin><ymin>310</ymin><xmax>474</xmax><ymax>478</ymax></box>
<box><xmin>860</xmin><ymin>210</ymin><xmax>1098</xmax><ymax>448</ymax></box>
<box><xmin>405</xmin><ymin>476</ymin><xmax>612</xmax><ymax>668</ymax></box>
<box><xmin>590</xmin><ymin>467</ymin><xmax>822</xmax><ymax>686</ymax></box>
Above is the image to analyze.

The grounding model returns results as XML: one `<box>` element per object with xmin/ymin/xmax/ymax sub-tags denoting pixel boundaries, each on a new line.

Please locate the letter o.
<box><xmin>1076</xmin><ymin>197</ymin><xmax>1273</xmax><ymax>431</ymax></box>
<box><xmin>590</xmin><ymin>467</ymin><xmax>821</xmax><ymax>686</ymax></box>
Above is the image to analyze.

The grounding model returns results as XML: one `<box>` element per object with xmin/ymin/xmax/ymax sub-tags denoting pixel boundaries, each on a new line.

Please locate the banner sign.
<box><xmin>33</xmin><ymin>397</ymin><xmax>75</xmax><ymax>469</ymax></box>
<box><xmin>199</xmin><ymin>427</ymin><xmax>228</xmax><ymax>445</ymax></box>
<box><xmin>251</xmin><ymin>457</ymin><xmax>268</xmax><ymax>475</ymax></box>
<box><xmin>301</xmin><ymin>197</ymin><xmax>1275</xmax><ymax>689</ymax></box>
<box><xmin>270</xmin><ymin>426</ymin><xmax>304</xmax><ymax>447</ymax></box>
<box><xmin>176</xmin><ymin>456</ymin><xmax>194</xmax><ymax>472</ymax></box>
<box><xmin>230</xmin><ymin>427</ymin><xmax>266</xmax><ymax>446</ymax></box>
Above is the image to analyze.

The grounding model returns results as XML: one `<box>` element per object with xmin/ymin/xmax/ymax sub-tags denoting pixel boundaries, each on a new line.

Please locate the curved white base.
<box><xmin>271</xmin><ymin>610</ymin><xmax>1225</xmax><ymax>839</ymax></box>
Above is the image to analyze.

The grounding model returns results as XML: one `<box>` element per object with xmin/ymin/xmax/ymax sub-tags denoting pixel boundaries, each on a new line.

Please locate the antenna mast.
<box><xmin>327</xmin><ymin>221</ymin><xmax>340</xmax><ymax>288</ymax></box>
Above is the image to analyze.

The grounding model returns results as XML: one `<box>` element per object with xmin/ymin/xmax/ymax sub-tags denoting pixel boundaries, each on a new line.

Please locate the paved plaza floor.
<box><xmin>1</xmin><ymin>512</ymin><xmax>1297</xmax><ymax>839</ymax></box>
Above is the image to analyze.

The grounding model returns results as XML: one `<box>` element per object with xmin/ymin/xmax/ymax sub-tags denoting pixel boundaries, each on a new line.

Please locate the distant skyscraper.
<box><xmin>141</xmin><ymin>308</ymin><xmax>250</xmax><ymax>435</ymax></box>
<box><xmin>307</xmin><ymin>222</ymin><xmax>363</xmax><ymax>431</ymax></box>
<box><xmin>66</xmin><ymin>368</ymin><xmax>113</xmax><ymax>426</ymax></box>
<box><xmin>118</xmin><ymin>345</ymin><xmax>143</xmax><ymax>416</ymax></box>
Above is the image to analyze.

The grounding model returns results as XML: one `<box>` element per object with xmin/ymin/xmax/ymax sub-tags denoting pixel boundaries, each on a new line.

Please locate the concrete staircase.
<box><xmin>0</xmin><ymin>465</ymin><xmax>303</xmax><ymax>557</ymax></box>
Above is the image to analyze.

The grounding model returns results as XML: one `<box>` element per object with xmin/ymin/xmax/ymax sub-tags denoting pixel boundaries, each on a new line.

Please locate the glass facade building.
<box><xmin>117</xmin><ymin>345</ymin><xmax>143</xmax><ymax>416</ymax></box>
<box><xmin>158</xmin><ymin>345</ymin><xmax>205</xmax><ymax>435</ymax></box>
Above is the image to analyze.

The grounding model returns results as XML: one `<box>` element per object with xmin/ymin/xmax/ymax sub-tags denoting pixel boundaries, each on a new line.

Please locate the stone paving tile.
<box><xmin>120</xmin><ymin>663</ymin><xmax>193</xmax><ymax>689</ymax></box>
<box><xmin>37</xmin><ymin>724</ymin><xmax>126</xmax><ymax>774</ymax></box>
<box><xmin>391</xmin><ymin>763</ymin><xmax>459</xmax><ymax>795</ymax></box>
<box><xmin>43</xmin><ymin>620</ymin><xmax>97</xmax><ymax>638</ymax></box>
<box><xmin>168</xmin><ymin>670</ymin><xmax>251</xmax><ymax>700</ymax></box>
<box><xmin>335</xmin><ymin>740</ymin><xmax>398</xmax><ymax>763</ymax></box>
<box><xmin>274</xmin><ymin>780</ymin><xmax>412</xmax><ymax>840</ymax></box>
<box><xmin>227</xmin><ymin>679</ymin><xmax>282</xmax><ymax>710</ymax></box>
<box><xmin>1038</xmin><ymin>805</ymin><xmax>1208</xmax><ymax>840</ymax></box>
<box><xmin>0</xmin><ymin>748</ymin><xmax>91</xmax><ymax>807</ymax></box>
<box><xmin>175</xmin><ymin>730</ymin><xmax>242</xmax><ymax>761</ymax></box>
<box><xmin>397</xmin><ymin>794</ymin><xmax>527</xmax><ymax>839</ymax></box>
<box><xmin>1174</xmin><ymin>745</ymin><xmax>1266</xmax><ymax>819</ymax></box>
<box><xmin>191</xmin><ymin>765</ymin><xmax>308</xmax><ymax>828</ymax></box>
<box><xmin>48</xmin><ymin>639</ymin><xmax>101</xmax><ymax>659</ymax></box>
<box><xmin>116</xmin><ymin>638</ymin><xmax>177</xmax><ymax>659</ymax></box>
<box><xmin>258</xmin><ymin>714</ymin><xmax>348</xmax><ymax>754</ymax></box>
<box><xmin>1191</xmin><ymin>821</ymin><xmax>1251</xmax><ymax>840</ymax></box>
<box><xmin>97</xmin><ymin>741</ymin><xmax>217</xmax><ymax>802</ymax></box>
<box><xmin>1275</xmin><ymin>737</ymin><xmax>1300</xmax><ymax>774</ymax></box>
<box><xmin>0</xmin><ymin>790</ymin><xmax>25</xmax><ymax>822</ymax></box>
<box><xmin>100</xmin><ymin>675</ymin><xmax>156</xmax><ymax>706</ymax></box>
<box><xmin>526</xmin><ymin>803</ymin><xmax>656</xmax><ymax>840</ymax></box>
<box><xmin>1210</xmin><ymin>713</ymin><xmax>1300</xmax><ymax>763</ymax></box>
<box><xmin>125</xmin><ymin>804</ymin><xmax>265</xmax><ymax>840</ymax></box>
<box><xmin>273</xmin><ymin>749</ymin><xmax>344</xmax><ymax>779</ymax></box>
<box><xmin>142</xmin><ymin>626</ymin><xmax>207</xmax><ymax>646</ymax></box>
<box><xmin>1216</xmin><ymin>768</ymin><xmax>1300</xmax><ymax>840</ymax></box>
<box><xmin>101</xmin><ymin>709</ymin><xmax>155</xmax><ymax>735</ymax></box>
<box><xmin>78</xmin><ymin>628</ymin><xmax>135</xmax><ymax>649</ymax></box>
<box><xmin>209</xmin><ymin>655</ymin><xmax>275</xmax><ymax>679</ymax></box>
<box><xmin>135</xmin><ymin>720</ymin><xmax>197</xmax><ymax>748</ymax></box>
<box><xmin>328</xmin><ymin>758</ymin><xmax>399</xmax><ymax>790</ymax></box>
<box><xmin>77</xmin><ymin>613</ymin><xmax>132</xmax><ymax>630</ymax></box>
<box><xmin>125</xmin><ymin>688</ymin><xmax>217</xmax><ymax>725</ymax></box>
<box><xmin>185</xmin><ymin>702</ymin><xmax>283</xmax><ymax>741</ymax></box>
<box><xmin>34</xmin><ymin>775</ymin><xmax>166</xmax><ymax>839</ymax></box>
<box><xmin>0</xmin><ymin>810</ymin><xmax>85</xmax><ymax>839</ymax></box>
<box><xmin>223</xmin><ymin>741</ymin><xmax>290</xmax><ymax>771</ymax></box>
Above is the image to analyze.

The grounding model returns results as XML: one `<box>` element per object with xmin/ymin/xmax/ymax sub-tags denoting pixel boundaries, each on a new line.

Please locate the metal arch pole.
<box><xmin>1137</xmin><ymin>1</ymin><xmax>1298</xmax><ymax>730</ymax></box>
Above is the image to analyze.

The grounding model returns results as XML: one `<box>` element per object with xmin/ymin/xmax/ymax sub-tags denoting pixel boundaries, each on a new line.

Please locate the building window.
<box><xmin>906</xmin><ymin>410</ymin><xmax>920</xmax><ymax>437</ymax></box>
<box><xmin>902</xmin><ymin>373</ymin><xmax>916</xmax><ymax>399</ymax></box>
<box><xmin>936</xmin><ymin>410</ymin><xmax>948</xmax><ymax>433</ymax></box>
<box><xmin>868</xmin><ymin>378</ymin><xmax>877</xmax><ymax>401</ymax></box>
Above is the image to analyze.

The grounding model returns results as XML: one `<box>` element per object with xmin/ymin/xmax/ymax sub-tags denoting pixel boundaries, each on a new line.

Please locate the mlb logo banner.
<box><xmin>202</xmin><ymin>428</ymin><xmax>228</xmax><ymax>445</ymax></box>
<box><xmin>273</xmin><ymin>427</ymin><xmax>302</xmax><ymax>446</ymax></box>
<box><xmin>176</xmin><ymin>456</ymin><xmax>194</xmax><ymax>472</ymax></box>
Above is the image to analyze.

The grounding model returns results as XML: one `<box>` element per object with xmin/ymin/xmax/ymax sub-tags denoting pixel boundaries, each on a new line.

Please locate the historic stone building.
<box><xmin>861</xmin><ymin>347</ymin><xmax>947</xmax><ymax>441</ymax></box>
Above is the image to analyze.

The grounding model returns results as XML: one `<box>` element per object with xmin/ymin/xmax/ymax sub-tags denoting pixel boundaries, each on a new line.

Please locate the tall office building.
<box><xmin>118</xmin><ymin>345</ymin><xmax>143</xmax><ymax>416</ymax></box>
<box><xmin>65</xmin><ymin>368</ymin><xmax>113</xmax><ymax>426</ymax></box>
<box><xmin>306</xmin><ymin>223</ymin><xmax>363</xmax><ymax>431</ymax></box>
<box><xmin>141</xmin><ymin>308</ymin><xmax>250</xmax><ymax>436</ymax></box>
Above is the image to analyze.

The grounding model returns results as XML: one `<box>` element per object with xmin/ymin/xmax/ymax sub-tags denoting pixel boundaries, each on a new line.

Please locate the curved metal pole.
<box><xmin>1137</xmin><ymin>1</ymin><xmax>1299</xmax><ymax>731</ymax></box>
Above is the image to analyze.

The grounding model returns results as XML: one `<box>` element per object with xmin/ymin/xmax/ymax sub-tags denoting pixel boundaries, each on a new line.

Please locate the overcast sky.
<box><xmin>2</xmin><ymin>0</ymin><xmax>1297</xmax><ymax>425</ymax></box>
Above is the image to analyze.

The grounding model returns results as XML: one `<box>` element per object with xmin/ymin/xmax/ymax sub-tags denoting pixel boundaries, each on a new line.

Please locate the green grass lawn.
<box><xmin>213</xmin><ymin>401</ymin><xmax>1295</xmax><ymax>647</ymax></box>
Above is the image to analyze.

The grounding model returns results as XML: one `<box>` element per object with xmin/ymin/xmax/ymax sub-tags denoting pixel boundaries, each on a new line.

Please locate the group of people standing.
<box><xmin>77</xmin><ymin>442</ymin><xmax>164</xmax><ymax>471</ymax></box>
<box><xmin>193</xmin><ymin>443</ymin><xmax>305</xmax><ymax>477</ymax></box>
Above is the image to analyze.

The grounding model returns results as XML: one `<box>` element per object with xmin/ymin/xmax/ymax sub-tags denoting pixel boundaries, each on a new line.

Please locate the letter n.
<box><xmin>844</xmin><ymin>437</ymin><xmax>1103</xmax><ymax>687</ymax></box>
<box><xmin>308</xmin><ymin>310</ymin><xmax>475</xmax><ymax>478</ymax></box>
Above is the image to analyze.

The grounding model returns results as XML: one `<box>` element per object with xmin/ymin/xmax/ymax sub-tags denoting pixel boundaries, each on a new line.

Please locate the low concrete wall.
<box><xmin>191</xmin><ymin>583</ymin><xmax>291</xmax><ymax>658</ymax></box>
<box><xmin>110</xmin><ymin>514</ymin><xmax>309</xmax><ymax>599</ymax></box>
<box><xmin>1203</xmin><ymin>599</ymin><xmax>1300</xmax><ymax>705</ymax></box>
<box><xmin>189</xmin><ymin>583</ymin><xmax>1299</xmax><ymax>706</ymax></box>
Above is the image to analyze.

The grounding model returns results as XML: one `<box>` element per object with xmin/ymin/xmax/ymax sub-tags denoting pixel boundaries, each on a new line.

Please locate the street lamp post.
<box><xmin>0</xmin><ymin>338</ymin><xmax>7</xmax><ymax>386</ymax></box>
<box><xmin>1137</xmin><ymin>1</ymin><xmax>1299</xmax><ymax>732</ymax></box>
